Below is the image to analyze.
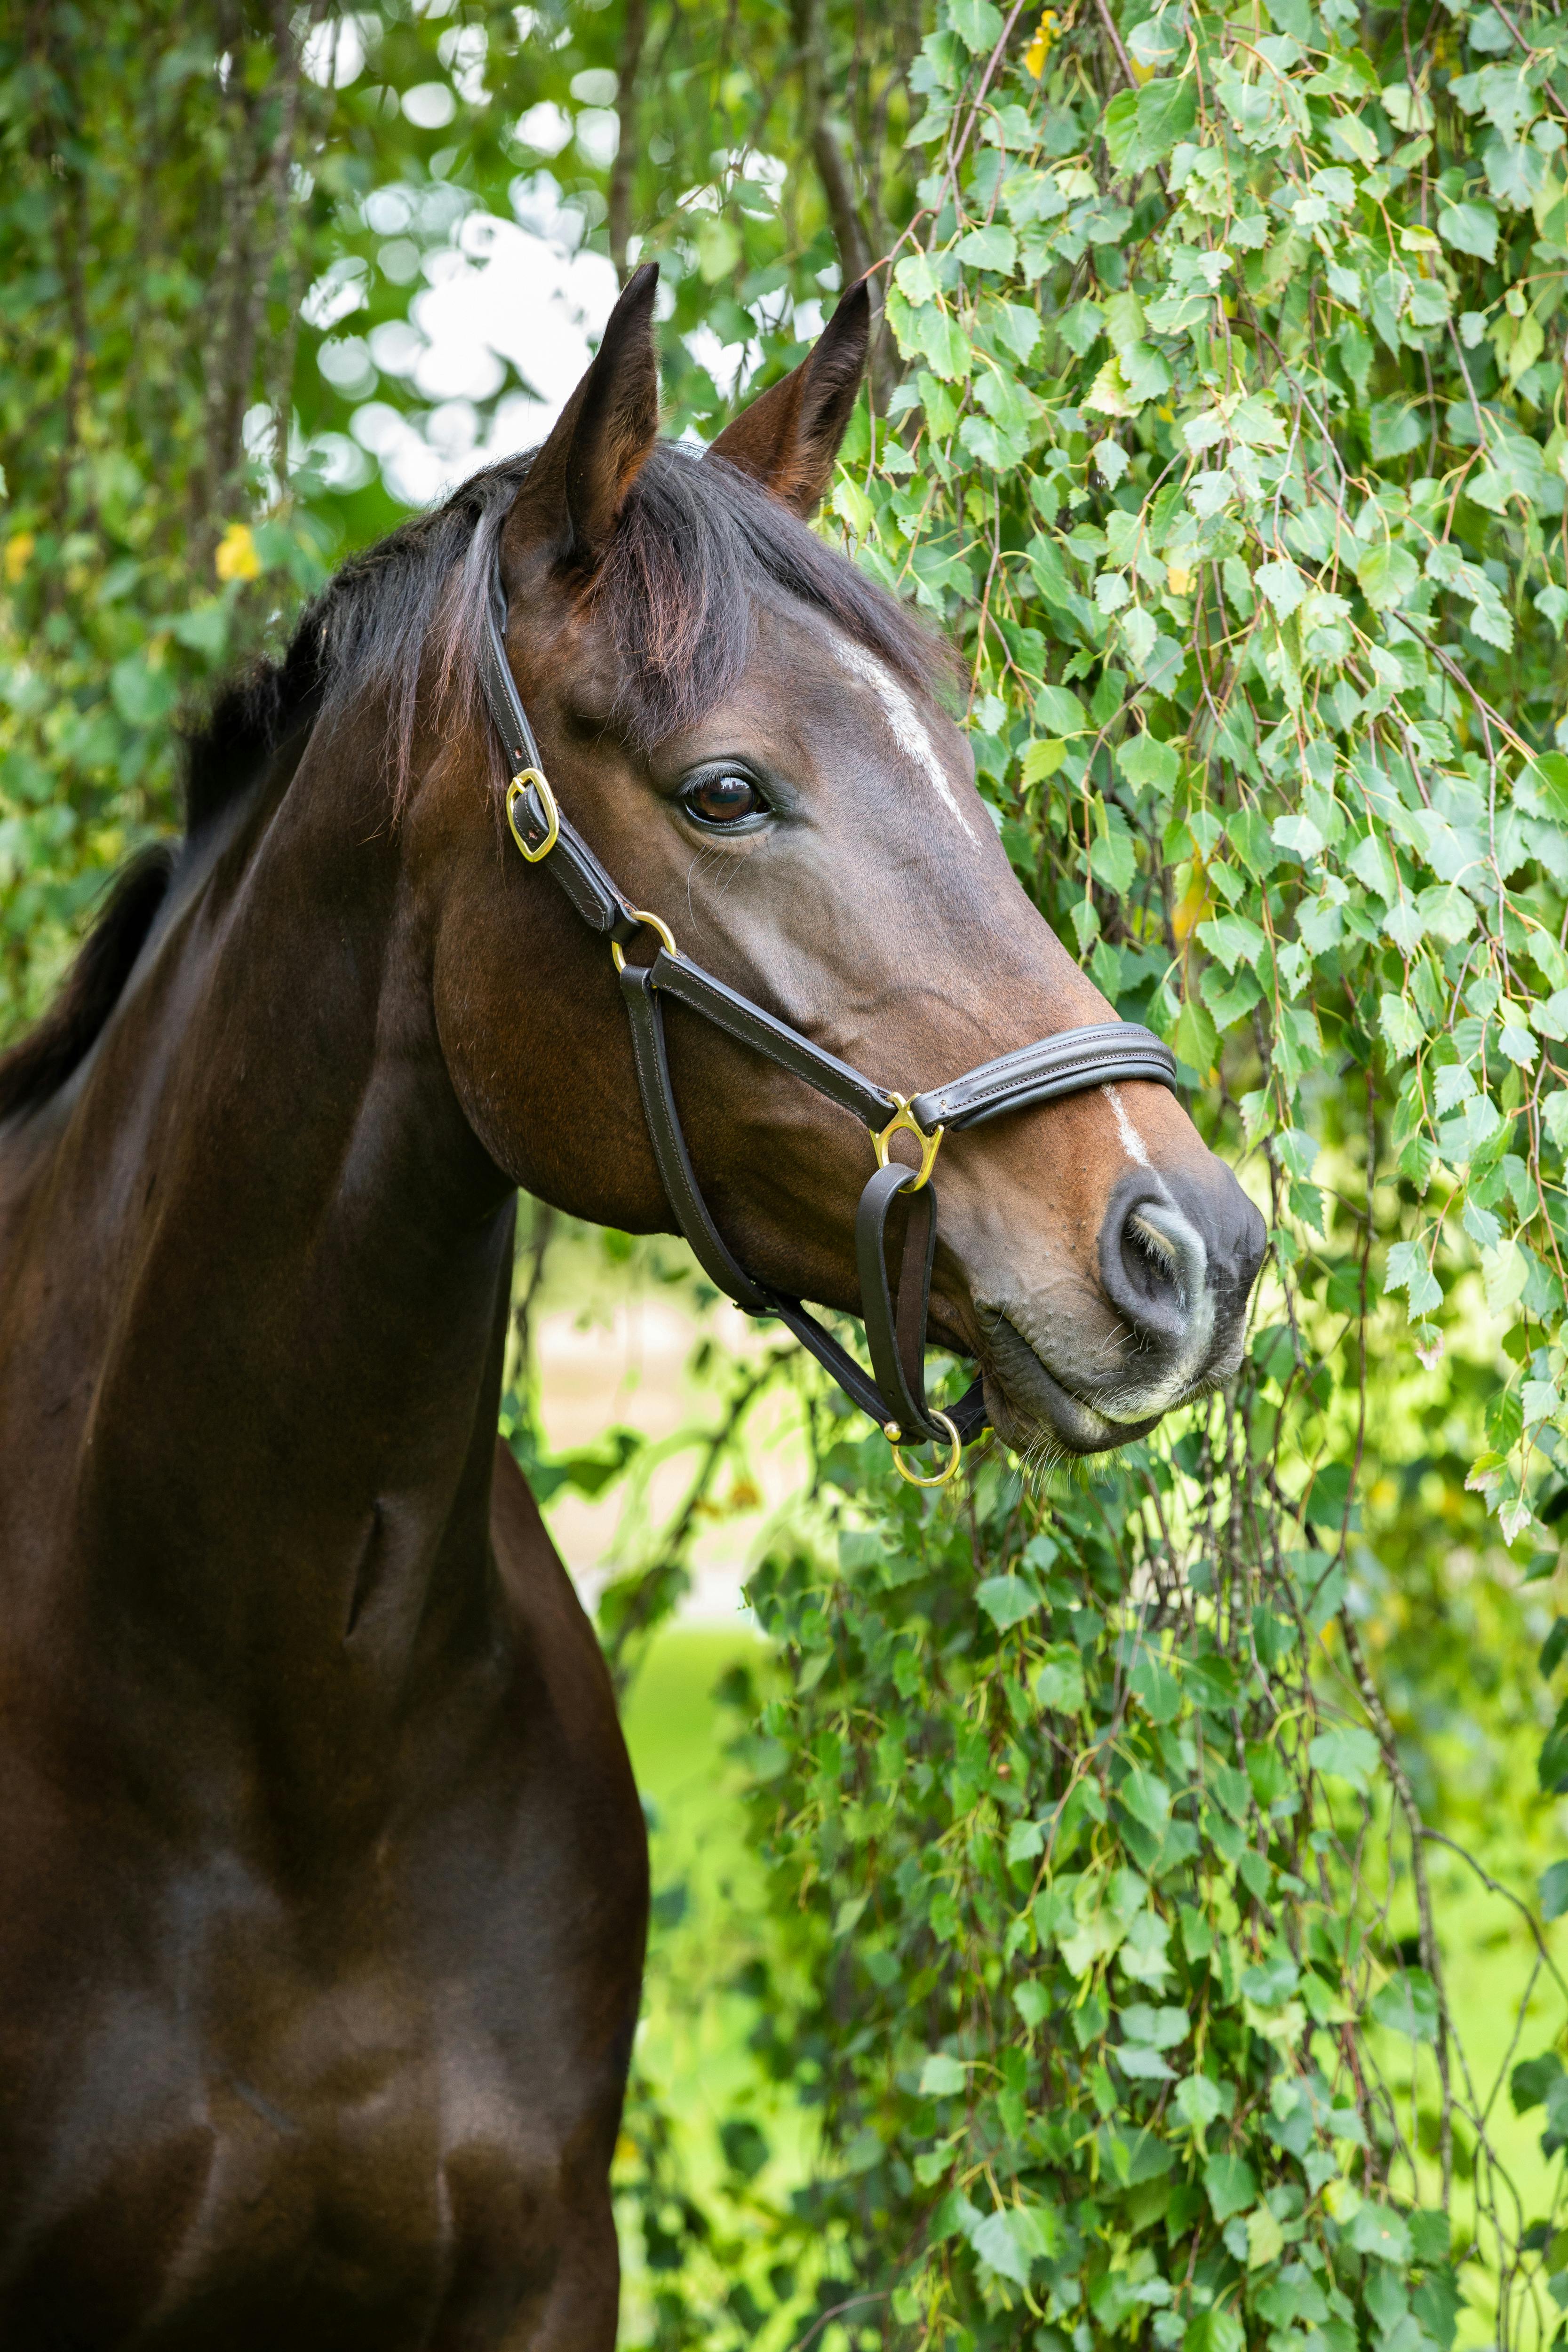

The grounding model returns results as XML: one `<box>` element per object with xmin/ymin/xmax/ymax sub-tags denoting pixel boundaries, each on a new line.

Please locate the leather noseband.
<box><xmin>479</xmin><ymin>583</ymin><xmax>1177</xmax><ymax>1485</ymax></box>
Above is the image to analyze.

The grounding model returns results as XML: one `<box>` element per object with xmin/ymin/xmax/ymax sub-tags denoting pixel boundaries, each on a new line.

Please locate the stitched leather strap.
<box><xmin>910</xmin><ymin>1021</ymin><xmax>1176</xmax><ymax>1132</ymax></box>
<box><xmin>646</xmin><ymin>949</ymin><xmax>895</xmax><ymax>1129</ymax></box>
<box><xmin>856</xmin><ymin>1161</ymin><xmax>940</xmax><ymax>1440</ymax></box>
<box><xmin>619</xmin><ymin>965</ymin><xmax>769</xmax><ymax>1310</ymax></box>
<box><xmin>480</xmin><ymin>592</ymin><xmax>547</xmax><ymax>777</ymax></box>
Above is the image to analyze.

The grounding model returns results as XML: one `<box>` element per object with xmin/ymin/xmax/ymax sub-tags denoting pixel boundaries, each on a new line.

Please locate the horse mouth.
<box><xmin>977</xmin><ymin>1311</ymin><xmax>1164</xmax><ymax>1457</ymax></box>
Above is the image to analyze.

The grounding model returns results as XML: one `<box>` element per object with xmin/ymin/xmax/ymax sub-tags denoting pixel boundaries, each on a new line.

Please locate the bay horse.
<box><xmin>0</xmin><ymin>266</ymin><xmax>1264</xmax><ymax>2345</ymax></box>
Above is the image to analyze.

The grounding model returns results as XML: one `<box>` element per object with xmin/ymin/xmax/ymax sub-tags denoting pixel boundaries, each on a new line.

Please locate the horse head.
<box><xmin>418</xmin><ymin>263</ymin><xmax>1266</xmax><ymax>1462</ymax></box>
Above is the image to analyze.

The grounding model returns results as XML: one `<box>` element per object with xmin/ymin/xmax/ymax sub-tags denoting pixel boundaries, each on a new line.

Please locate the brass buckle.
<box><xmin>888</xmin><ymin>1408</ymin><xmax>963</xmax><ymax>1488</ymax></box>
<box><xmin>506</xmin><ymin>769</ymin><xmax>559</xmax><ymax>864</ymax></box>
<box><xmin>871</xmin><ymin>1095</ymin><xmax>944</xmax><ymax>1192</ymax></box>
<box><xmin>610</xmin><ymin>907</ymin><xmax>680</xmax><ymax>974</ymax></box>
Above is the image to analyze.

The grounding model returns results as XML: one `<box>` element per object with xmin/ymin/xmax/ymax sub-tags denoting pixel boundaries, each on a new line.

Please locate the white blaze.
<box><xmin>1104</xmin><ymin>1083</ymin><xmax>1154</xmax><ymax>1171</ymax></box>
<box><xmin>835</xmin><ymin>640</ymin><xmax>975</xmax><ymax>840</ymax></box>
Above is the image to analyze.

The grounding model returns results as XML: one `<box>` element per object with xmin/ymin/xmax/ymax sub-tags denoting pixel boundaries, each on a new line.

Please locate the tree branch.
<box><xmin>609</xmin><ymin>0</ymin><xmax>649</xmax><ymax>283</ymax></box>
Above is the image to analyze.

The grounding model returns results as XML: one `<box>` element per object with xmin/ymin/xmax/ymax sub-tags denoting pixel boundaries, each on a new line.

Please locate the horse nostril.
<box><xmin>1125</xmin><ymin>1211</ymin><xmax>1185</xmax><ymax>1307</ymax></box>
<box><xmin>1100</xmin><ymin>1187</ymin><xmax>1209</xmax><ymax>1352</ymax></box>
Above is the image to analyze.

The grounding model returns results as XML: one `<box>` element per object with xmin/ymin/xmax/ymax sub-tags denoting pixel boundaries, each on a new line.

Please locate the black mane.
<box><xmin>0</xmin><ymin>442</ymin><xmax>953</xmax><ymax>1123</ymax></box>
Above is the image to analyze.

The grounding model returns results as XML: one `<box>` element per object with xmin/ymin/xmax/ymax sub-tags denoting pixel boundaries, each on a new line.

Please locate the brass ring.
<box><xmin>871</xmin><ymin>1095</ymin><xmax>944</xmax><ymax>1192</ymax></box>
<box><xmin>891</xmin><ymin>1409</ymin><xmax>963</xmax><ymax>1488</ymax></box>
<box><xmin>506</xmin><ymin>770</ymin><xmax>558</xmax><ymax>863</ymax></box>
<box><xmin>610</xmin><ymin>906</ymin><xmax>680</xmax><ymax>974</ymax></box>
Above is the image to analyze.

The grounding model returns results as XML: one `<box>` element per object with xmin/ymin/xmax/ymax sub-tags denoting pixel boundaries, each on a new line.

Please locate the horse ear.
<box><xmin>505</xmin><ymin>261</ymin><xmax>661</xmax><ymax>570</ymax></box>
<box><xmin>709</xmin><ymin>278</ymin><xmax>871</xmax><ymax>516</ymax></box>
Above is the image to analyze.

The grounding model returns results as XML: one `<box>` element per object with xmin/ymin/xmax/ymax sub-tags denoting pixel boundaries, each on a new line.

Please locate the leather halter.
<box><xmin>478</xmin><ymin>583</ymin><xmax>1178</xmax><ymax>1484</ymax></box>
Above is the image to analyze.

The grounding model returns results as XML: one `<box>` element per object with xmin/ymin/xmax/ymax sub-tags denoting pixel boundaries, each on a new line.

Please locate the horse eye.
<box><xmin>683</xmin><ymin>772</ymin><xmax>764</xmax><ymax>826</ymax></box>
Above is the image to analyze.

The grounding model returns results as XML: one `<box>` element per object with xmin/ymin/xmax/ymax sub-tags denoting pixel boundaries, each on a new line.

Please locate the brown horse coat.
<box><xmin>0</xmin><ymin>271</ymin><xmax>1262</xmax><ymax>2344</ymax></box>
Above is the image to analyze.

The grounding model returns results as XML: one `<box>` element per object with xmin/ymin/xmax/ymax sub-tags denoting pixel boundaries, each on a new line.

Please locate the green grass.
<box><xmin>622</xmin><ymin>1628</ymin><xmax>757</xmax><ymax>1828</ymax></box>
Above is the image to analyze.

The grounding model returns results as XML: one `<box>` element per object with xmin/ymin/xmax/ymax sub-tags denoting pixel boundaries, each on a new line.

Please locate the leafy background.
<box><xmin>6</xmin><ymin>0</ymin><xmax>1568</xmax><ymax>2344</ymax></box>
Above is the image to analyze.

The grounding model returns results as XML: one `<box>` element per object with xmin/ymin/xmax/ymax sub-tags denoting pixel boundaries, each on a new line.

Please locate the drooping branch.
<box><xmin>608</xmin><ymin>0</ymin><xmax>649</xmax><ymax>284</ymax></box>
<box><xmin>790</xmin><ymin>0</ymin><xmax>872</xmax><ymax>286</ymax></box>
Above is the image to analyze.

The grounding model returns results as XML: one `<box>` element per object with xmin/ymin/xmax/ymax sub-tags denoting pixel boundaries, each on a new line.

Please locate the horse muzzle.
<box><xmin>975</xmin><ymin>1158</ymin><xmax>1267</xmax><ymax>1457</ymax></box>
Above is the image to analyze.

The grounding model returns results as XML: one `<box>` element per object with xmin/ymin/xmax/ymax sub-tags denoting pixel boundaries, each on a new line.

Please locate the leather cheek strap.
<box><xmin>618</xmin><ymin>964</ymin><xmax>902</xmax><ymax>1431</ymax></box>
<box><xmin>622</xmin><ymin>961</ymin><xmax>987</xmax><ymax>1448</ymax></box>
<box><xmin>619</xmin><ymin>964</ymin><xmax>768</xmax><ymax>1311</ymax></box>
<box><xmin>856</xmin><ymin>1161</ymin><xmax>940</xmax><ymax>1441</ymax></box>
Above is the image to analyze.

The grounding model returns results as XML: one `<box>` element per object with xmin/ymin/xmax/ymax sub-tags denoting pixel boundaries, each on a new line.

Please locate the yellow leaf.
<box><xmin>215</xmin><ymin>522</ymin><xmax>262</xmax><ymax>583</ymax></box>
<box><xmin>1024</xmin><ymin>8</ymin><xmax>1058</xmax><ymax>76</ymax></box>
<box><xmin>1167</xmin><ymin>559</ymin><xmax>1195</xmax><ymax>594</ymax></box>
<box><xmin>4</xmin><ymin>531</ymin><xmax>35</xmax><ymax>584</ymax></box>
<box><xmin>1172</xmin><ymin>860</ymin><xmax>1213</xmax><ymax>941</ymax></box>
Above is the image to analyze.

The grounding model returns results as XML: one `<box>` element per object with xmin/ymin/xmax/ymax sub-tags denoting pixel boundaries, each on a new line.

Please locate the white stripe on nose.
<box><xmin>1105</xmin><ymin>1082</ymin><xmax>1154</xmax><ymax>1172</ymax></box>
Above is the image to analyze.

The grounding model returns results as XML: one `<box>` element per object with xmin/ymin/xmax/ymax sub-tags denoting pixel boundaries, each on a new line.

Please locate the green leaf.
<box><xmin>1308</xmin><ymin>1724</ymin><xmax>1380</xmax><ymax>1789</ymax></box>
<box><xmin>948</xmin><ymin>0</ymin><xmax>1003</xmax><ymax>53</ymax></box>
<box><xmin>1175</xmin><ymin>2071</ymin><xmax>1226</xmax><ymax>2131</ymax></box>
<box><xmin>1379</xmin><ymin>992</ymin><xmax>1425</xmax><ymax>1057</ymax></box>
<box><xmin>1117</xmin><ymin>730</ymin><xmax>1180</xmax><ymax>793</ymax></box>
<box><xmin>1540</xmin><ymin>1861</ymin><xmax>1568</xmax><ymax>1922</ymax></box>
<box><xmin>1172</xmin><ymin>997</ymin><xmax>1219</xmax><ymax>1078</ymax></box>
<box><xmin>1034</xmin><ymin>1645</ymin><xmax>1087</xmax><ymax>1714</ymax></box>
<box><xmin>1256</xmin><ymin>559</ymin><xmax>1306</xmax><ymax>619</ymax></box>
<box><xmin>1204</xmin><ymin>2152</ymin><xmax>1258</xmax><ymax>2221</ymax></box>
<box><xmin>1118</xmin><ymin>1912</ymin><xmax>1173</xmax><ymax>1989</ymax></box>
<box><xmin>1438</xmin><ymin>199</ymin><xmax>1500</xmax><ymax>260</ymax></box>
<box><xmin>832</xmin><ymin>477</ymin><xmax>874</xmax><ymax>537</ymax></box>
<box><xmin>1034</xmin><ymin>682</ymin><xmax>1088</xmax><ymax>735</ymax></box>
<box><xmin>893</xmin><ymin>253</ymin><xmax>939</xmax><ymax>304</ymax></box>
<box><xmin>170</xmin><ymin>600</ymin><xmax>231</xmax><ymax>658</ymax></box>
<box><xmin>109</xmin><ymin>653</ymin><xmax>178</xmax><ymax>728</ymax></box>
<box><xmin>920</xmin><ymin>2051</ymin><xmax>967</xmax><ymax>2096</ymax></box>
<box><xmin>1248</xmin><ymin>2203</ymin><xmax>1286</xmax><ymax>2269</ymax></box>
<box><xmin>953</xmin><ymin>223</ymin><xmax>1016</xmax><ymax>272</ymax></box>
<box><xmin>1349</xmin><ymin>2203</ymin><xmax>1412</xmax><ymax>2264</ymax></box>
<box><xmin>1369</xmin><ymin>398</ymin><xmax>1425</xmax><ymax>460</ymax></box>
<box><xmin>1356</xmin><ymin>541</ymin><xmax>1419</xmax><ymax>611</ymax></box>
<box><xmin>1120</xmin><ymin>1766</ymin><xmax>1172</xmax><ymax>1832</ymax></box>
<box><xmin>1198</xmin><ymin>912</ymin><xmax>1266</xmax><ymax>973</ymax></box>
<box><xmin>1088</xmin><ymin>798</ymin><xmax>1137</xmax><ymax>893</ymax></box>
<box><xmin>1104</xmin><ymin>77</ymin><xmax>1199</xmax><ymax>173</ymax></box>
<box><xmin>977</xmin><ymin>1574</ymin><xmax>1041</xmax><ymax>1630</ymax></box>
<box><xmin>1369</xmin><ymin>1968</ymin><xmax>1441</xmax><ymax>2042</ymax></box>
<box><xmin>1511</xmin><ymin>2049</ymin><xmax>1565</xmax><ymax>2112</ymax></box>
<box><xmin>969</xmin><ymin>2201</ymin><xmax>1060</xmax><ymax>2285</ymax></box>
<box><xmin>1122</xmin><ymin>2001</ymin><xmax>1189</xmax><ymax>2048</ymax></box>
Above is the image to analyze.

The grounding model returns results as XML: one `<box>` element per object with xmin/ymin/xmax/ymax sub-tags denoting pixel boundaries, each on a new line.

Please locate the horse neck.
<box><xmin>0</xmin><ymin>711</ymin><xmax>519</xmax><ymax>1683</ymax></box>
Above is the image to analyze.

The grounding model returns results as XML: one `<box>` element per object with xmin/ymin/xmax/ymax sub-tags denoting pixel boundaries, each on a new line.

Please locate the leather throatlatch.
<box><xmin>479</xmin><ymin>583</ymin><xmax>1178</xmax><ymax>1482</ymax></box>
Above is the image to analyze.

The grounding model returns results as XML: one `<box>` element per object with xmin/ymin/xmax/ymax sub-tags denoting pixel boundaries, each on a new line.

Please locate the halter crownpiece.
<box><xmin>479</xmin><ymin>580</ymin><xmax>1178</xmax><ymax>1486</ymax></box>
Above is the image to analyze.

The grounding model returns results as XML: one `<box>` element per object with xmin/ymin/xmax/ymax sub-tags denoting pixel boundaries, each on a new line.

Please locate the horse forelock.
<box><xmin>183</xmin><ymin>437</ymin><xmax>959</xmax><ymax>836</ymax></box>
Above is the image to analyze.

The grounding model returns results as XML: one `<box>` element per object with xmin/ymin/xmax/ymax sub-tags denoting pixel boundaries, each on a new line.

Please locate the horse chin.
<box><xmin>979</xmin><ymin>1312</ymin><xmax>1164</xmax><ymax>1459</ymax></box>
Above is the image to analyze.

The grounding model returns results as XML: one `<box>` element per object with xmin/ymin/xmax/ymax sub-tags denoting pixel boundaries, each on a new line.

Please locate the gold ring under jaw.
<box><xmin>610</xmin><ymin>906</ymin><xmax>680</xmax><ymax>974</ymax></box>
<box><xmin>891</xmin><ymin>1408</ymin><xmax>963</xmax><ymax>1487</ymax></box>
